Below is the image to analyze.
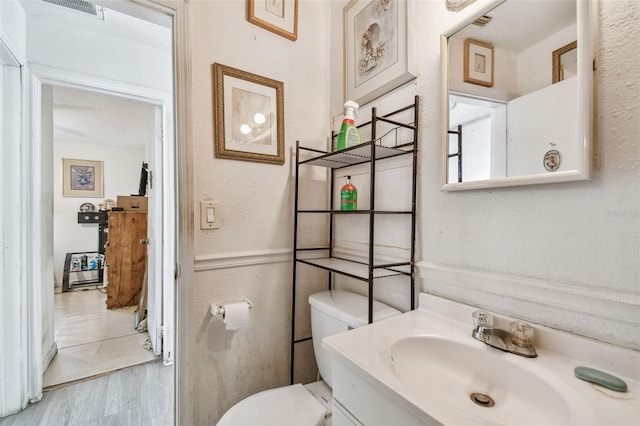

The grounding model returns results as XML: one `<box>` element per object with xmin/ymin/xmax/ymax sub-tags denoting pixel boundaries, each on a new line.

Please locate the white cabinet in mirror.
<box><xmin>440</xmin><ymin>0</ymin><xmax>597</xmax><ymax>191</ymax></box>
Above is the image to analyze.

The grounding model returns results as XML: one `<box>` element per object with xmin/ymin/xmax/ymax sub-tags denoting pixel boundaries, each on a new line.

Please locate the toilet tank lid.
<box><xmin>308</xmin><ymin>290</ymin><xmax>401</xmax><ymax>328</ymax></box>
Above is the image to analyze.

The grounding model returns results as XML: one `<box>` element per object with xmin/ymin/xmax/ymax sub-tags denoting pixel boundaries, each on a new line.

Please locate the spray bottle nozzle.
<box><xmin>344</xmin><ymin>100</ymin><xmax>359</xmax><ymax>119</ymax></box>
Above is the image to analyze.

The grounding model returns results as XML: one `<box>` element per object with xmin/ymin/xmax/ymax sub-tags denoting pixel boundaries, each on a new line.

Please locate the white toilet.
<box><xmin>217</xmin><ymin>290</ymin><xmax>401</xmax><ymax>426</ymax></box>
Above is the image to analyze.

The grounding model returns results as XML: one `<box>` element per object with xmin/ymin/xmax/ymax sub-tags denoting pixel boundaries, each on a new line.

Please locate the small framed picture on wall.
<box><xmin>464</xmin><ymin>38</ymin><xmax>494</xmax><ymax>87</ymax></box>
<box><xmin>62</xmin><ymin>158</ymin><xmax>104</xmax><ymax>197</ymax></box>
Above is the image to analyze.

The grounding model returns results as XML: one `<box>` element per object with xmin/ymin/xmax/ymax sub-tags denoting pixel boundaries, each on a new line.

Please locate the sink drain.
<box><xmin>469</xmin><ymin>392</ymin><xmax>495</xmax><ymax>407</ymax></box>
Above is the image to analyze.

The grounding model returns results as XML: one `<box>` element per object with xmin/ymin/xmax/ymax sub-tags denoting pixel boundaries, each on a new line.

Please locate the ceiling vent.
<box><xmin>472</xmin><ymin>15</ymin><xmax>493</xmax><ymax>27</ymax></box>
<box><xmin>41</xmin><ymin>0</ymin><xmax>104</xmax><ymax>19</ymax></box>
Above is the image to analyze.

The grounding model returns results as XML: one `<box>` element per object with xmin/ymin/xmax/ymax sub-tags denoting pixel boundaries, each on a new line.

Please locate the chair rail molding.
<box><xmin>195</xmin><ymin>248</ymin><xmax>292</xmax><ymax>272</ymax></box>
<box><xmin>417</xmin><ymin>261</ymin><xmax>640</xmax><ymax>350</ymax></box>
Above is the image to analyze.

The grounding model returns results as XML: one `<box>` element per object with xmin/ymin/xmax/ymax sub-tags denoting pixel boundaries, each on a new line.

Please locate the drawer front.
<box><xmin>78</xmin><ymin>212</ymin><xmax>108</xmax><ymax>223</ymax></box>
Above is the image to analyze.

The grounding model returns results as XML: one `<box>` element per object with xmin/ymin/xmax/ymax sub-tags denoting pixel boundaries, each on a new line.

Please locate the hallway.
<box><xmin>44</xmin><ymin>289</ymin><xmax>157</xmax><ymax>388</ymax></box>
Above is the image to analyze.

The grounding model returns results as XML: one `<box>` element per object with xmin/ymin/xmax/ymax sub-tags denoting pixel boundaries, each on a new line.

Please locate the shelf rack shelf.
<box><xmin>62</xmin><ymin>251</ymin><xmax>104</xmax><ymax>292</ymax></box>
<box><xmin>290</xmin><ymin>96</ymin><xmax>419</xmax><ymax>384</ymax></box>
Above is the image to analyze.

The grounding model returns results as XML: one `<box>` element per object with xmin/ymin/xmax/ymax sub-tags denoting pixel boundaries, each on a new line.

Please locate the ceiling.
<box><xmin>53</xmin><ymin>86</ymin><xmax>156</xmax><ymax>150</ymax></box>
<box><xmin>21</xmin><ymin>0</ymin><xmax>171</xmax><ymax>150</ymax></box>
<box><xmin>452</xmin><ymin>0</ymin><xmax>576</xmax><ymax>52</ymax></box>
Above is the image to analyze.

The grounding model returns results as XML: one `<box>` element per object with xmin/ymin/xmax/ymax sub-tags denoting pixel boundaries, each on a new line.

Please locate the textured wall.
<box><xmin>328</xmin><ymin>0</ymin><xmax>639</xmax><ymax>349</ymax></box>
<box><xmin>188</xmin><ymin>1</ymin><xmax>331</xmax><ymax>423</ymax></box>
<box><xmin>187</xmin><ymin>0</ymin><xmax>638</xmax><ymax>421</ymax></box>
<box><xmin>417</xmin><ymin>0</ymin><xmax>639</xmax><ymax>348</ymax></box>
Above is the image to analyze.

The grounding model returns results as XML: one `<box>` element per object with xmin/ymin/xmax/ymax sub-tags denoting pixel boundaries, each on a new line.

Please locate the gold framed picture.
<box><xmin>464</xmin><ymin>38</ymin><xmax>494</xmax><ymax>87</ymax></box>
<box><xmin>552</xmin><ymin>40</ymin><xmax>577</xmax><ymax>84</ymax></box>
<box><xmin>247</xmin><ymin>0</ymin><xmax>298</xmax><ymax>41</ymax></box>
<box><xmin>62</xmin><ymin>158</ymin><xmax>104</xmax><ymax>197</ymax></box>
<box><xmin>213</xmin><ymin>63</ymin><xmax>285</xmax><ymax>165</ymax></box>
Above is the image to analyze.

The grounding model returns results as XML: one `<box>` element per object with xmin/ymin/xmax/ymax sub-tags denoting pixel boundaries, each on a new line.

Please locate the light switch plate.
<box><xmin>200</xmin><ymin>200</ymin><xmax>221</xmax><ymax>230</ymax></box>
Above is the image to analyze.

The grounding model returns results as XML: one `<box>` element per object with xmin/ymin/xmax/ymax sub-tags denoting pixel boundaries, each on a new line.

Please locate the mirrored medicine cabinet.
<box><xmin>440</xmin><ymin>0</ymin><xmax>597</xmax><ymax>191</ymax></box>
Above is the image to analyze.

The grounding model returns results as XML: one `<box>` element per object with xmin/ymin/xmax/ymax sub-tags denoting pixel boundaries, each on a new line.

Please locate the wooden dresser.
<box><xmin>105</xmin><ymin>211</ymin><xmax>147</xmax><ymax>309</ymax></box>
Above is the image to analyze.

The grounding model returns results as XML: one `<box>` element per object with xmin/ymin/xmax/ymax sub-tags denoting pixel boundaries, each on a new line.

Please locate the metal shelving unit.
<box><xmin>448</xmin><ymin>124</ymin><xmax>463</xmax><ymax>183</ymax></box>
<box><xmin>290</xmin><ymin>96</ymin><xmax>419</xmax><ymax>384</ymax></box>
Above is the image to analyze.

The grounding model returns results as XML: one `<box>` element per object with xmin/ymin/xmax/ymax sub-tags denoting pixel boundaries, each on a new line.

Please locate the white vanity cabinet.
<box><xmin>332</xmin><ymin>399</ymin><xmax>362</xmax><ymax>426</ymax></box>
<box><xmin>331</xmin><ymin>354</ymin><xmax>436</xmax><ymax>426</ymax></box>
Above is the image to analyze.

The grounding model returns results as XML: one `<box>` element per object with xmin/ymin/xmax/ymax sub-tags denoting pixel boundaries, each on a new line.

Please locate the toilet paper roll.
<box><xmin>223</xmin><ymin>301</ymin><xmax>250</xmax><ymax>330</ymax></box>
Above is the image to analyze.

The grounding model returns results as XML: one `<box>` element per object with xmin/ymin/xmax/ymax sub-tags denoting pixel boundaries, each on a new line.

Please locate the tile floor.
<box><xmin>44</xmin><ymin>288</ymin><xmax>158</xmax><ymax>387</ymax></box>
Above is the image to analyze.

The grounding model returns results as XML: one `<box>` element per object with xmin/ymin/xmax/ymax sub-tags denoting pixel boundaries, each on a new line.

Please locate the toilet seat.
<box><xmin>217</xmin><ymin>383</ymin><xmax>327</xmax><ymax>426</ymax></box>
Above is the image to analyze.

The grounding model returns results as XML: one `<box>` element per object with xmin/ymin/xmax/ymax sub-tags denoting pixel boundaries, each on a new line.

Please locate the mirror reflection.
<box><xmin>553</xmin><ymin>40</ymin><xmax>578</xmax><ymax>83</ymax></box>
<box><xmin>444</xmin><ymin>0</ymin><xmax>586</xmax><ymax>186</ymax></box>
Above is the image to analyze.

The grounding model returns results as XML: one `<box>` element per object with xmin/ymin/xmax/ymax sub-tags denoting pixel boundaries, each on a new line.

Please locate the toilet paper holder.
<box><xmin>210</xmin><ymin>298</ymin><xmax>253</xmax><ymax>318</ymax></box>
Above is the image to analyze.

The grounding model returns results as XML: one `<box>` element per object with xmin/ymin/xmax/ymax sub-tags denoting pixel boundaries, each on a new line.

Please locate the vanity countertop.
<box><xmin>323</xmin><ymin>293</ymin><xmax>640</xmax><ymax>425</ymax></box>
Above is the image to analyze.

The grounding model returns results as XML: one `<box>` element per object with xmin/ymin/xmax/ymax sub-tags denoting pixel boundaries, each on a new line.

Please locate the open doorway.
<box><xmin>19</xmin><ymin>0</ymin><xmax>175</xmax><ymax>396</ymax></box>
<box><xmin>1</xmin><ymin>0</ymin><xmax>188</xmax><ymax>419</ymax></box>
<box><xmin>44</xmin><ymin>85</ymin><xmax>161</xmax><ymax>387</ymax></box>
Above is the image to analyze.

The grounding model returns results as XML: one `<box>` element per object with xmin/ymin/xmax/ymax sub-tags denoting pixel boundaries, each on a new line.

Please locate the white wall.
<box><xmin>449</xmin><ymin>23</ymin><xmax>577</xmax><ymax>101</ymax></box>
<box><xmin>0</xmin><ymin>42</ymin><xmax>24</xmax><ymax>418</ymax></box>
<box><xmin>40</xmin><ymin>85</ymin><xmax>56</xmax><ymax>370</ymax></box>
<box><xmin>189</xmin><ymin>0</ymin><xmax>331</xmax><ymax>423</ymax></box>
<box><xmin>0</xmin><ymin>0</ymin><xmax>27</xmax><ymax>62</ymax></box>
<box><xmin>449</xmin><ymin>37</ymin><xmax>519</xmax><ymax>101</ymax></box>
<box><xmin>518</xmin><ymin>23</ymin><xmax>577</xmax><ymax>95</ymax></box>
<box><xmin>185</xmin><ymin>2</ymin><xmax>638</xmax><ymax>422</ymax></box>
<box><xmin>24</xmin><ymin>5</ymin><xmax>171</xmax><ymax>91</ymax></box>
<box><xmin>329</xmin><ymin>0</ymin><xmax>639</xmax><ymax>352</ymax></box>
<box><xmin>422</xmin><ymin>0</ymin><xmax>638</xmax><ymax>351</ymax></box>
<box><xmin>53</xmin><ymin>141</ymin><xmax>145</xmax><ymax>287</ymax></box>
<box><xmin>507</xmin><ymin>76</ymin><xmax>578</xmax><ymax>176</ymax></box>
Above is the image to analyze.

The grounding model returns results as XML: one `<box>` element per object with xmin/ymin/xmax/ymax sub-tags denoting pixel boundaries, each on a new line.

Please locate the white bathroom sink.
<box><xmin>323</xmin><ymin>293</ymin><xmax>640</xmax><ymax>425</ymax></box>
<box><xmin>389</xmin><ymin>335</ymin><xmax>574</xmax><ymax>425</ymax></box>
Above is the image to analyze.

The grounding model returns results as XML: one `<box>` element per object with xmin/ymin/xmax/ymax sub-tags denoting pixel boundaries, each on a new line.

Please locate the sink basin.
<box><xmin>389</xmin><ymin>336</ymin><xmax>580</xmax><ymax>425</ymax></box>
<box><xmin>324</xmin><ymin>294</ymin><xmax>635</xmax><ymax>426</ymax></box>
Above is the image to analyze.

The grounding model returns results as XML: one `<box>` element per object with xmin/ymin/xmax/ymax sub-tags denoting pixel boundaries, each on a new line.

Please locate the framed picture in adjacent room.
<box><xmin>344</xmin><ymin>0</ymin><xmax>416</xmax><ymax>105</ymax></box>
<box><xmin>62</xmin><ymin>158</ymin><xmax>104</xmax><ymax>197</ymax></box>
<box><xmin>213</xmin><ymin>63</ymin><xmax>285</xmax><ymax>165</ymax></box>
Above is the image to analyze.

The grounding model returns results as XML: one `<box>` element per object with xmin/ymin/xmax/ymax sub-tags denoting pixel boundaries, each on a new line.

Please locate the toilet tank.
<box><xmin>308</xmin><ymin>290</ymin><xmax>400</xmax><ymax>388</ymax></box>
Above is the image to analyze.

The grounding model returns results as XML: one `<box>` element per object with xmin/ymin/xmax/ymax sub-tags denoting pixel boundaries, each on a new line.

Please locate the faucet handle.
<box><xmin>472</xmin><ymin>310</ymin><xmax>493</xmax><ymax>328</ymax></box>
<box><xmin>510</xmin><ymin>321</ymin><xmax>535</xmax><ymax>347</ymax></box>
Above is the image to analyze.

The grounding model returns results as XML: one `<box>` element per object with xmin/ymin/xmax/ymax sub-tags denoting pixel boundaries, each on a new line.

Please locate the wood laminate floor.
<box><xmin>0</xmin><ymin>289</ymin><xmax>174</xmax><ymax>425</ymax></box>
<box><xmin>44</xmin><ymin>288</ymin><xmax>157</xmax><ymax>388</ymax></box>
<box><xmin>0</xmin><ymin>361</ymin><xmax>174</xmax><ymax>426</ymax></box>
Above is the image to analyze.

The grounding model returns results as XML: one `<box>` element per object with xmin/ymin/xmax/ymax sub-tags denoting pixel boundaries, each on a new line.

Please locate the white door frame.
<box><xmin>24</xmin><ymin>62</ymin><xmax>174</xmax><ymax>392</ymax></box>
<box><xmin>0</xmin><ymin>38</ymin><xmax>27</xmax><ymax>418</ymax></box>
<box><xmin>2</xmin><ymin>0</ymin><xmax>193</xmax><ymax>421</ymax></box>
<box><xmin>157</xmin><ymin>2</ymin><xmax>194</xmax><ymax>423</ymax></box>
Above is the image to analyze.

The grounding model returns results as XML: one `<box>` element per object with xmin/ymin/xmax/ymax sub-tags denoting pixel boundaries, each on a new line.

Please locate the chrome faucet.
<box><xmin>471</xmin><ymin>310</ymin><xmax>537</xmax><ymax>358</ymax></box>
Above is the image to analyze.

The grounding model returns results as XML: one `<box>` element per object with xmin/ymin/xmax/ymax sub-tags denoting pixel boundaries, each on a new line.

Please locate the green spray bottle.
<box><xmin>336</xmin><ymin>101</ymin><xmax>360</xmax><ymax>151</ymax></box>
